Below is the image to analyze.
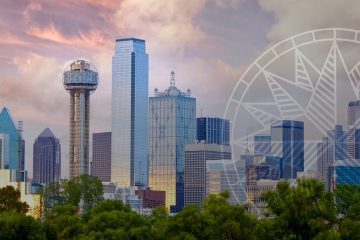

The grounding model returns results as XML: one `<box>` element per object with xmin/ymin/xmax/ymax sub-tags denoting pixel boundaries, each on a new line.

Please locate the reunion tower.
<box><xmin>63</xmin><ymin>59</ymin><xmax>99</xmax><ymax>178</ymax></box>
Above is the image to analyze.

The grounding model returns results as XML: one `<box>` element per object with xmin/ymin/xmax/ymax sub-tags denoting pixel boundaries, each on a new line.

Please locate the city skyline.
<box><xmin>0</xmin><ymin>0</ymin><xmax>359</xmax><ymax>179</ymax></box>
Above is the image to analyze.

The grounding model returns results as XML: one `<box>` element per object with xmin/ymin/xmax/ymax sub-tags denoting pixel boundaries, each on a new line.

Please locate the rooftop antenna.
<box><xmin>170</xmin><ymin>71</ymin><xmax>175</xmax><ymax>87</ymax></box>
<box><xmin>245</xmin><ymin>133</ymin><xmax>250</xmax><ymax>155</ymax></box>
<box><xmin>201</xmin><ymin>108</ymin><xmax>203</xmax><ymax>117</ymax></box>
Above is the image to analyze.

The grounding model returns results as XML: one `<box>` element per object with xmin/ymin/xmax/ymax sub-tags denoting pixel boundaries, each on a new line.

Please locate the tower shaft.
<box><xmin>69</xmin><ymin>90</ymin><xmax>90</xmax><ymax>178</ymax></box>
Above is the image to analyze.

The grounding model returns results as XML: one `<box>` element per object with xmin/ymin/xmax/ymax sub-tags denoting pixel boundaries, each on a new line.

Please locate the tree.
<box><xmin>335</xmin><ymin>184</ymin><xmax>360</xmax><ymax>218</ymax></box>
<box><xmin>45</xmin><ymin>204</ymin><xmax>85</xmax><ymax>240</ymax></box>
<box><xmin>0</xmin><ymin>185</ymin><xmax>29</xmax><ymax>214</ymax></box>
<box><xmin>0</xmin><ymin>211</ymin><xmax>46</xmax><ymax>240</ymax></box>
<box><xmin>43</xmin><ymin>174</ymin><xmax>103</xmax><ymax>214</ymax></box>
<box><xmin>166</xmin><ymin>205</ymin><xmax>209</xmax><ymax>240</ymax></box>
<box><xmin>83</xmin><ymin>200</ymin><xmax>154</xmax><ymax>239</ymax></box>
<box><xmin>203</xmin><ymin>191</ymin><xmax>257</xmax><ymax>240</ymax></box>
<box><xmin>262</xmin><ymin>179</ymin><xmax>337</xmax><ymax>240</ymax></box>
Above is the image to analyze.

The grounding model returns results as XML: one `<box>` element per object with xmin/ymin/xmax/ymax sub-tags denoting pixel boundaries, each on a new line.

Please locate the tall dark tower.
<box><xmin>33</xmin><ymin>128</ymin><xmax>61</xmax><ymax>184</ymax></box>
<box><xmin>63</xmin><ymin>59</ymin><xmax>99</xmax><ymax>178</ymax></box>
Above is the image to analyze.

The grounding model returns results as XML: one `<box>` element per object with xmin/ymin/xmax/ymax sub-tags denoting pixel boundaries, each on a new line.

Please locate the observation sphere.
<box><xmin>62</xmin><ymin>59</ymin><xmax>99</xmax><ymax>92</ymax></box>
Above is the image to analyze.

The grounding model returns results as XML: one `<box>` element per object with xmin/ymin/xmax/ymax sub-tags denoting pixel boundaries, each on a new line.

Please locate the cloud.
<box><xmin>0</xmin><ymin>32</ymin><xmax>28</xmax><ymax>45</ymax></box>
<box><xmin>0</xmin><ymin>53</ymin><xmax>65</xmax><ymax>124</ymax></box>
<box><xmin>26</xmin><ymin>23</ymin><xmax>111</xmax><ymax>50</ymax></box>
<box><xmin>113</xmin><ymin>0</ymin><xmax>206</xmax><ymax>56</ymax></box>
<box><xmin>258</xmin><ymin>0</ymin><xmax>360</xmax><ymax>42</ymax></box>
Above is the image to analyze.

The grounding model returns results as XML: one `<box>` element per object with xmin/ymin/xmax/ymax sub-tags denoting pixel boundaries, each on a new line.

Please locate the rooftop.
<box><xmin>116</xmin><ymin>38</ymin><xmax>145</xmax><ymax>43</ymax></box>
<box><xmin>153</xmin><ymin>71</ymin><xmax>192</xmax><ymax>97</ymax></box>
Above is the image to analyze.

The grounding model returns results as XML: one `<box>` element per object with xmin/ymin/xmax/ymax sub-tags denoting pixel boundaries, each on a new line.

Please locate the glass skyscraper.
<box><xmin>0</xmin><ymin>107</ymin><xmax>24</xmax><ymax>172</ymax></box>
<box><xmin>33</xmin><ymin>128</ymin><xmax>61</xmax><ymax>184</ymax></box>
<box><xmin>196</xmin><ymin>117</ymin><xmax>229</xmax><ymax>145</ymax></box>
<box><xmin>112</xmin><ymin>38</ymin><xmax>149</xmax><ymax>187</ymax></box>
<box><xmin>271</xmin><ymin>120</ymin><xmax>304</xmax><ymax>179</ymax></box>
<box><xmin>317</xmin><ymin>125</ymin><xmax>347</xmax><ymax>189</ymax></box>
<box><xmin>328</xmin><ymin>159</ymin><xmax>360</xmax><ymax>191</ymax></box>
<box><xmin>348</xmin><ymin>100</ymin><xmax>360</xmax><ymax>160</ymax></box>
<box><xmin>148</xmin><ymin>72</ymin><xmax>196</xmax><ymax>212</ymax></box>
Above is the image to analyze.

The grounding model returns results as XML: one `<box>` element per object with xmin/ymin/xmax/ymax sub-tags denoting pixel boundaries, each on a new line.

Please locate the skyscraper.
<box><xmin>317</xmin><ymin>125</ymin><xmax>347</xmax><ymax>189</ymax></box>
<box><xmin>0</xmin><ymin>107</ymin><xmax>24</xmax><ymax>172</ymax></box>
<box><xmin>328</xmin><ymin>159</ymin><xmax>360</xmax><ymax>192</ymax></box>
<box><xmin>63</xmin><ymin>60</ymin><xmax>99</xmax><ymax>178</ymax></box>
<box><xmin>196</xmin><ymin>117</ymin><xmax>229</xmax><ymax>145</ymax></box>
<box><xmin>111</xmin><ymin>38</ymin><xmax>148</xmax><ymax>187</ymax></box>
<box><xmin>92</xmin><ymin>132</ymin><xmax>111</xmax><ymax>182</ymax></box>
<box><xmin>348</xmin><ymin>100</ymin><xmax>360</xmax><ymax>160</ymax></box>
<box><xmin>271</xmin><ymin>120</ymin><xmax>304</xmax><ymax>179</ymax></box>
<box><xmin>254</xmin><ymin>135</ymin><xmax>271</xmax><ymax>156</ymax></box>
<box><xmin>33</xmin><ymin>128</ymin><xmax>61</xmax><ymax>184</ymax></box>
<box><xmin>348</xmin><ymin>100</ymin><xmax>360</xmax><ymax>127</ymax></box>
<box><xmin>149</xmin><ymin>72</ymin><xmax>196</xmax><ymax>212</ymax></box>
<box><xmin>184</xmin><ymin>143</ymin><xmax>231</xmax><ymax>208</ymax></box>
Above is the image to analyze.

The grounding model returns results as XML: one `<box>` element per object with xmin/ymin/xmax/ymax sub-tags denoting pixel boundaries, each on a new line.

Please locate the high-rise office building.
<box><xmin>184</xmin><ymin>143</ymin><xmax>231</xmax><ymax>208</ymax></box>
<box><xmin>33</xmin><ymin>128</ymin><xmax>61</xmax><ymax>184</ymax></box>
<box><xmin>348</xmin><ymin>100</ymin><xmax>360</xmax><ymax>127</ymax></box>
<box><xmin>328</xmin><ymin>159</ymin><xmax>360</xmax><ymax>191</ymax></box>
<box><xmin>92</xmin><ymin>132</ymin><xmax>111</xmax><ymax>182</ymax></box>
<box><xmin>348</xmin><ymin>100</ymin><xmax>360</xmax><ymax>160</ymax></box>
<box><xmin>112</xmin><ymin>38</ymin><xmax>148</xmax><ymax>187</ymax></box>
<box><xmin>149</xmin><ymin>72</ymin><xmax>196</xmax><ymax>212</ymax></box>
<box><xmin>254</xmin><ymin>135</ymin><xmax>271</xmax><ymax>156</ymax></box>
<box><xmin>0</xmin><ymin>107</ymin><xmax>24</xmax><ymax>172</ymax></box>
<box><xmin>271</xmin><ymin>120</ymin><xmax>304</xmax><ymax>179</ymax></box>
<box><xmin>63</xmin><ymin>60</ymin><xmax>99</xmax><ymax>178</ymax></box>
<box><xmin>317</xmin><ymin>125</ymin><xmax>347</xmax><ymax>188</ymax></box>
<box><xmin>196</xmin><ymin>117</ymin><xmax>229</xmax><ymax>145</ymax></box>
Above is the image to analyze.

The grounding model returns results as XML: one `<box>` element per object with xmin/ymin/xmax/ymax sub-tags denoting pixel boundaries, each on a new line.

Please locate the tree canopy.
<box><xmin>2</xmin><ymin>178</ymin><xmax>360</xmax><ymax>239</ymax></box>
<box><xmin>0</xmin><ymin>185</ymin><xmax>29</xmax><ymax>214</ymax></box>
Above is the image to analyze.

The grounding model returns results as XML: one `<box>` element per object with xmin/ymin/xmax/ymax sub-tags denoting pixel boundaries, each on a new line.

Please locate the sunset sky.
<box><xmin>0</xmin><ymin>0</ymin><xmax>359</xmax><ymax>178</ymax></box>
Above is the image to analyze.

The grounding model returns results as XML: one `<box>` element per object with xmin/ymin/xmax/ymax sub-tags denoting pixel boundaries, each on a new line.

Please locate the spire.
<box><xmin>170</xmin><ymin>71</ymin><xmax>175</xmax><ymax>87</ymax></box>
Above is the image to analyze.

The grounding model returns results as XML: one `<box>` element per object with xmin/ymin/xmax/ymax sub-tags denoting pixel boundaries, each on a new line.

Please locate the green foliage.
<box><xmin>45</xmin><ymin>204</ymin><xmax>85</xmax><ymax>240</ymax></box>
<box><xmin>4</xmin><ymin>179</ymin><xmax>360</xmax><ymax>239</ymax></box>
<box><xmin>263</xmin><ymin>179</ymin><xmax>337</xmax><ymax>240</ymax></box>
<box><xmin>335</xmin><ymin>184</ymin><xmax>360</xmax><ymax>219</ymax></box>
<box><xmin>0</xmin><ymin>185</ymin><xmax>29</xmax><ymax>214</ymax></box>
<box><xmin>203</xmin><ymin>192</ymin><xmax>257</xmax><ymax>240</ymax></box>
<box><xmin>0</xmin><ymin>211</ymin><xmax>46</xmax><ymax>240</ymax></box>
<box><xmin>43</xmin><ymin>174</ymin><xmax>103</xmax><ymax>214</ymax></box>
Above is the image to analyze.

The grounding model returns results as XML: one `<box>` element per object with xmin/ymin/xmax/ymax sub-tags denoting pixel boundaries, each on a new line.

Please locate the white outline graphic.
<box><xmin>223</xmin><ymin>28</ymin><xmax>360</xmax><ymax>212</ymax></box>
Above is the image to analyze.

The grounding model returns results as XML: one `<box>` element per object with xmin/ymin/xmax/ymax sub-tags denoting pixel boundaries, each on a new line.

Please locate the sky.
<box><xmin>0</xmin><ymin>0</ymin><xmax>359</xmax><ymax>178</ymax></box>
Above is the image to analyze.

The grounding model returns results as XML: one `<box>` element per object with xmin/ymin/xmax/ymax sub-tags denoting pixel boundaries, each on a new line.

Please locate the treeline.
<box><xmin>1</xmin><ymin>178</ymin><xmax>360</xmax><ymax>239</ymax></box>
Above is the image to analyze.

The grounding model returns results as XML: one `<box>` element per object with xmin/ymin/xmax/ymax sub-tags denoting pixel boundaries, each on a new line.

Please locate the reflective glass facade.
<box><xmin>33</xmin><ymin>128</ymin><xmax>61</xmax><ymax>184</ymax></box>
<box><xmin>149</xmin><ymin>84</ymin><xmax>196</xmax><ymax>212</ymax></box>
<box><xmin>112</xmin><ymin>38</ymin><xmax>148</xmax><ymax>187</ymax></box>
<box><xmin>317</xmin><ymin>125</ymin><xmax>347</xmax><ymax>188</ymax></box>
<box><xmin>271</xmin><ymin>120</ymin><xmax>304</xmax><ymax>179</ymax></box>
<box><xmin>0</xmin><ymin>107</ymin><xmax>24</xmax><ymax>171</ymax></box>
<box><xmin>328</xmin><ymin>159</ymin><xmax>360</xmax><ymax>191</ymax></box>
<box><xmin>196</xmin><ymin>117</ymin><xmax>229</xmax><ymax>145</ymax></box>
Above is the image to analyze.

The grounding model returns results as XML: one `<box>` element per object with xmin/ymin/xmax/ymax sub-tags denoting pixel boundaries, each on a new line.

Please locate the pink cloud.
<box><xmin>26</xmin><ymin>23</ymin><xmax>111</xmax><ymax>50</ymax></box>
<box><xmin>0</xmin><ymin>32</ymin><xmax>28</xmax><ymax>45</ymax></box>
